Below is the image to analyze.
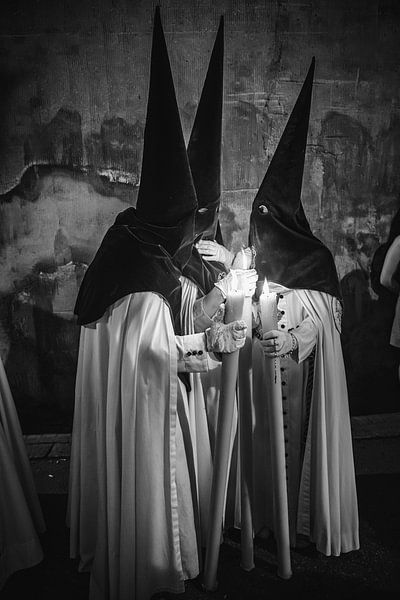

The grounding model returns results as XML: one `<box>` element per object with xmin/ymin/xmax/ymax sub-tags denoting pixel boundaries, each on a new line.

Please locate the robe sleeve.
<box><xmin>291</xmin><ymin>316</ymin><xmax>318</xmax><ymax>363</ymax></box>
<box><xmin>176</xmin><ymin>333</ymin><xmax>209</xmax><ymax>373</ymax></box>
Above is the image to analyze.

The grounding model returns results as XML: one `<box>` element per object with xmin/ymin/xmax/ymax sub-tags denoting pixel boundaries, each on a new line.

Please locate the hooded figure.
<box><xmin>188</xmin><ymin>17</ymin><xmax>224</xmax><ymax>245</ymax></box>
<box><xmin>249</xmin><ymin>58</ymin><xmax>340</xmax><ymax>299</ymax></box>
<box><xmin>189</xmin><ymin>16</ymin><xmax>239</xmax><ymax>273</ymax></box>
<box><xmin>67</xmin><ymin>8</ymin><xmax>247</xmax><ymax>600</ymax></box>
<box><xmin>250</xmin><ymin>58</ymin><xmax>359</xmax><ymax>556</ymax></box>
<box><xmin>185</xmin><ymin>15</ymin><xmax>231</xmax><ymax>281</ymax></box>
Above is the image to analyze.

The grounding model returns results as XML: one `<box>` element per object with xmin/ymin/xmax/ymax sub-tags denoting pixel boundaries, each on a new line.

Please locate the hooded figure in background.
<box><xmin>377</xmin><ymin>206</ymin><xmax>400</xmax><ymax>383</ymax></box>
<box><xmin>67</xmin><ymin>8</ymin><xmax>248</xmax><ymax>600</ymax></box>
<box><xmin>249</xmin><ymin>58</ymin><xmax>359</xmax><ymax>556</ymax></box>
<box><xmin>191</xmin><ymin>17</ymin><xmax>238</xmax><ymax>273</ymax></box>
<box><xmin>183</xmin><ymin>17</ymin><xmax>257</xmax><ymax>461</ymax></box>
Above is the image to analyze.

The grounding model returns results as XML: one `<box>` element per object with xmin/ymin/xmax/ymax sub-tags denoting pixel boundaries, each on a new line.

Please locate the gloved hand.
<box><xmin>196</xmin><ymin>240</ymin><xmax>234</xmax><ymax>269</ymax></box>
<box><xmin>206</xmin><ymin>320</ymin><xmax>247</xmax><ymax>353</ymax></box>
<box><xmin>231</xmin><ymin>246</ymin><xmax>253</xmax><ymax>269</ymax></box>
<box><xmin>214</xmin><ymin>269</ymin><xmax>258</xmax><ymax>299</ymax></box>
<box><xmin>261</xmin><ymin>330</ymin><xmax>298</xmax><ymax>358</ymax></box>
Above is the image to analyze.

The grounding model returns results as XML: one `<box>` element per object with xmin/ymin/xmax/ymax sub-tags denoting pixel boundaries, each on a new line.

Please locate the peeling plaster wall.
<box><xmin>1</xmin><ymin>0</ymin><xmax>400</xmax><ymax>431</ymax></box>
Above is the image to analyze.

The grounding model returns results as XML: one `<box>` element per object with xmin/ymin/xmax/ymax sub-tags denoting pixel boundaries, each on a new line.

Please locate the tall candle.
<box><xmin>203</xmin><ymin>273</ymin><xmax>244</xmax><ymax>591</ymax></box>
<box><xmin>259</xmin><ymin>278</ymin><xmax>292</xmax><ymax>580</ymax></box>
<box><xmin>236</xmin><ymin>267</ymin><xmax>255</xmax><ymax>571</ymax></box>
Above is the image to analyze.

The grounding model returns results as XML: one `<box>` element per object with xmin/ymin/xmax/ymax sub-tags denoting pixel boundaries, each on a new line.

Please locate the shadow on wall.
<box><xmin>0</xmin><ymin>255</ymin><xmax>87</xmax><ymax>433</ymax></box>
<box><xmin>0</xmin><ymin>164</ymin><xmax>138</xmax><ymax>433</ymax></box>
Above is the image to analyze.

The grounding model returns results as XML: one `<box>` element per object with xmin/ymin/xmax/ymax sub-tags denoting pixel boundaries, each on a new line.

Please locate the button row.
<box><xmin>186</xmin><ymin>350</ymin><xmax>204</xmax><ymax>357</ymax></box>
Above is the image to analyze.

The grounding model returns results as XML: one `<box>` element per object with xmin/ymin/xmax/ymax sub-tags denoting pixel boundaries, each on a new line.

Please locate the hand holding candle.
<box><xmin>261</xmin><ymin>330</ymin><xmax>296</xmax><ymax>358</ymax></box>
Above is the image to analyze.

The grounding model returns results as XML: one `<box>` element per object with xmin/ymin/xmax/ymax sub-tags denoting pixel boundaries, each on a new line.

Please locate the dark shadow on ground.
<box><xmin>1</xmin><ymin>475</ymin><xmax>400</xmax><ymax>599</ymax></box>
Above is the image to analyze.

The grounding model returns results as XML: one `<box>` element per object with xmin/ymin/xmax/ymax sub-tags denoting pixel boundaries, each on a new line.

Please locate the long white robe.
<box><xmin>0</xmin><ymin>358</ymin><xmax>45</xmax><ymax>589</ymax></box>
<box><xmin>68</xmin><ymin>291</ymin><xmax>211</xmax><ymax>600</ymax></box>
<box><xmin>252</xmin><ymin>286</ymin><xmax>359</xmax><ymax>556</ymax></box>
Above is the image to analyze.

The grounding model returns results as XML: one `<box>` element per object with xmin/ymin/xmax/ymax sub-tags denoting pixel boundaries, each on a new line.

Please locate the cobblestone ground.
<box><xmin>1</xmin><ymin>473</ymin><xmax>399</xmax><ymax>600</ymax></box>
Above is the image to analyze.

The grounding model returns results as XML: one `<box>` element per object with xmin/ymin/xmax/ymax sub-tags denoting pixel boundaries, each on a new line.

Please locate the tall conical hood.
<box><xmin>249</xmin><ymin>58</ymin><xmax>341</xmax><ymax>299</ymax></box>
<box><xmin>188</xmin><ymin>16</ymin><xmax>224</xmax><ymax>241</ymax></box>
<box><xmin>136</xmin><ymin>6</ymin><xmax>197</xmax><ymax>230</ymax></box>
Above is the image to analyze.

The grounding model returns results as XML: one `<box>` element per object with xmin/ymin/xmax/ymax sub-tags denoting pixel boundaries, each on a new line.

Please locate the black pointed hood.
<box><xmin>249</xmin><ymin>58</ymin><xmax>341</xmax><ymax>300</ymax></box>
<box><xmin>135</xmin><ymin>5</ymin><xmax>197</xmax><ymax>258</ymax></box>
<box><xmin>188</xmin><ymin>16</ymin><xmax>224</xmax><ymax>241</ymax></box>
<box><xmin>74</xmin><ymin>7</ymin><xmax>201</xmax><ymax>329</ymax></box>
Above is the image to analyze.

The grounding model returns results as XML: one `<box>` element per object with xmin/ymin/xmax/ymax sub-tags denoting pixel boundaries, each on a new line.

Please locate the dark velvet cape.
<box><xmin>74</xmin><ymin>208</ymin><xmax>216</xmax><ymax>331</ymax></box>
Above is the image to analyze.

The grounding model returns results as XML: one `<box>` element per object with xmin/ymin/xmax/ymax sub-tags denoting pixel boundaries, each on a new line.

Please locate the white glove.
<box><xmin>206</xmin><ymin>320</ymin><xmax>247</xmax><ymax>353</ymax></box>
<box><xmin>231</xmin><ymin>246</ymin><xmax>253</xmax><ymax>269</ymax></box>
<box><xmin>196</xmin><ymin>240</ymin><xmax>234</xmax><ymax>269</ymax></box>
<box><xmin>214</xmin><ymin>269</ymin><xmax>258</xmax><ymax>299</ymax></box>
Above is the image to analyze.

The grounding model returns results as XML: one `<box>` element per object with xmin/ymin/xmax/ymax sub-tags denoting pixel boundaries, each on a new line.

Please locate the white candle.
<box><xmin>203</xmin><ymin>272</ymin><xmax>244</xmax><ymax>591</ymax></box>
<box><xmin>259</xmin><ymin>278</ymin><xmax>292</xmax><ymax>580</ymax></box>
<box><xmin>225</xmin><ymin>269</ymin><xmax>245</xmax><ymax>321</ymax></box>
<box><xmin>236</xmin><ymin>269</ymin><xmax>255</xmax><ymax>571</ymax></box>
<box><xmin>225</xmin><ymin>288</ymin><xmax>245</xmax><ymax>321</ymax></box>
<box><xmin>240</xmin><ymin>247</ymin><xmax>246</xmax><ymax>269</ymax></box>
<box><xmin>260</xmin><ymin>278</ymin><xmax>277</xmax><ymax>333</ymax></box>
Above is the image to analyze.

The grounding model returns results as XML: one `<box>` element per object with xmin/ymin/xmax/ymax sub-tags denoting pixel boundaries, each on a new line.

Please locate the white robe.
<box><xmin>252</xmin><ymin>286</ymin><xmax>359</xmax><ymax>556</ymax></box>
<box><xmin>0</xmin><ymin>358</ymin><xmax>45</xmax><ymax>589</ymax></box>
<box><xmin>68</xmin><ymin>291</ymin><xmax>211</xmax><ymax>600</ymax></box>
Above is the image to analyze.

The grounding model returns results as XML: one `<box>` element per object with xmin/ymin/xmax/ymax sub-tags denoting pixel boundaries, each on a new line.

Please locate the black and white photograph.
<box><xmin>0</xmin><ymin>1</ymin><xmax>399</xmax><ymax>598</ymax></box>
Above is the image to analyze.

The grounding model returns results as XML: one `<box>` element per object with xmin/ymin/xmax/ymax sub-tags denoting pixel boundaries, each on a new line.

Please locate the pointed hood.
<box><xmin>74</xmin><ymin>7</ymin><xmax>202</xmax><ymax>329</ymax></box>
<box><xmin>188</xmin><ymin>16</ymin><xmax>224</xmax><ymax>241</ymax></box>
<box><xmin>249</xmin><ymin>58</ymin><xmax>341</xmax><ymax>299</ymax></box>
<box><xmin>136</xmin><ymin>6</ymin><xmax>197</xmax><ymax>245</ymax></box>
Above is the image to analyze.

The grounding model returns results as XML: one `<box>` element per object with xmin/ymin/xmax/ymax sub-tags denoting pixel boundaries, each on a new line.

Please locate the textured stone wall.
<box><xmin>1</xmin><ymin>0</ymin><xmax>400</xmax><ymax>431</ymax></box>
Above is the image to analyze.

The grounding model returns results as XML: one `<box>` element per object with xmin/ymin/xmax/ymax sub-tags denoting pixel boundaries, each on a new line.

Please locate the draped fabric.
<box><xmin>295</xmin><ymin>290</ymin><xmax>359</xmax><ymax>555</ymax></box>
<box><xmin>251</xmin><ymin>288</ymin><xmax>359</xmax><ymax>556</ymax></box>
<box><xmin>183</xmin><ymin>246</ymin><xmax>222</xmax><ymax>297</ymax></box>
<box><xmin>74</xmin><ymin>209</ymin><xmax>184</xmax><ymax>331</ymax></box>
<box><xmin>74</xmin><ymin>209</ymin><xmax>216</xmax><ymax>332</ymax></box>
<box><xmin>0</xmin><ymin>358</ymin><xmax>44</xmax><ymax>589</ymax></box>
<box><xmin>68</xmin><ymin>291</ymin><xmax>211</xmax><ymax>599</ymax></box>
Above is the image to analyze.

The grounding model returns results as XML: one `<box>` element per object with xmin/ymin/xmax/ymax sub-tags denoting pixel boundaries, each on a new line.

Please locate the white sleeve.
<box><xmin>291</xmin><ymin>316</ymin><xmax>318</xmax><ymax>363</ymax></box>
<box><xmin>176</xmin><ymin>333</ymin><xmax>209</xmax><ymax>372</ymax></box>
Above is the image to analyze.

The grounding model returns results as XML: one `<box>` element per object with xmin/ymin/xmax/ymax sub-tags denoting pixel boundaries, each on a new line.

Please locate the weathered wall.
<box><xmin>1</xmin><ymin>0</ymin><xmax>399</xmax><ymax>432</ymax></box>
